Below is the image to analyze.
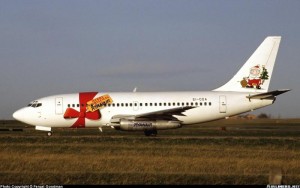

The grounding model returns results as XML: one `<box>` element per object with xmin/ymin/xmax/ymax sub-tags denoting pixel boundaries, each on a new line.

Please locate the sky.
<box><xmin>0</xmin><ymin>0</ymin><xmax>299</xmax><ymax>119</ymax></box>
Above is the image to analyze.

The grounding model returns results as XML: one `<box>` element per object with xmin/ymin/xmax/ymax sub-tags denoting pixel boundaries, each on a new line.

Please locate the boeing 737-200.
<box><xmin>13</xmin><ymin>36</ymin><xmax>290</xmax><ymax>136</ymax></box>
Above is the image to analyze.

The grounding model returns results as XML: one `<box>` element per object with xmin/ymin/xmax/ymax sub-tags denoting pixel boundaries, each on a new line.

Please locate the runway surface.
<box><xmin>1</xmin><ymin>119</ymin><xmax>300</xmax><ymax>184</ymax></box>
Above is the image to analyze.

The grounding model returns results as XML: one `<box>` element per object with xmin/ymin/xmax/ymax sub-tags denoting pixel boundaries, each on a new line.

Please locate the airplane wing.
<box><xmin>246</xmin><ymin>89</ymin><xmax>291</xmax><ymax>100</ymax></box>
<box><xmin>110</xmin><ymin>106</ymin><xmax>194</xmax><ymax>123</ymax></box>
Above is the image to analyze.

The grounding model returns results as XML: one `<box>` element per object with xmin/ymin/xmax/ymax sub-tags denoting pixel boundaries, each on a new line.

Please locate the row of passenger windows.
<box><xmin>67</xmin><ymin>102</ymin><xmax>212</xmax><ymax>108</ymax></box>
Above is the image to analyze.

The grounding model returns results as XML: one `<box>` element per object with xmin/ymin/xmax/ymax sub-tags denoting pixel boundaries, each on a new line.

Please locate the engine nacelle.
<box><xmin>118</xmin><ymin>120</ymin><xmax>181</xmax><ymax>131</ymax></box>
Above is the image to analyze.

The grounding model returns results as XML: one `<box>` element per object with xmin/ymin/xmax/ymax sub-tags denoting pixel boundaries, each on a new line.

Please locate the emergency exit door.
<box><xmin>219</xmin><ymin>96</ymin><xmax>227</xmax><ymax>113</ymax></box>
<box><xmin>133</xmin><ymin>101</ymin><xmax>139</xmax><ymax>111</ymax></box>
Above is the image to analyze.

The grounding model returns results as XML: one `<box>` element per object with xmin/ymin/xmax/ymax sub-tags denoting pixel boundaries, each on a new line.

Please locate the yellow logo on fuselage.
<box><xmin>86</xmin><ymin>94</ymin><xmax>113</xmax><ymax>112</ymax></box>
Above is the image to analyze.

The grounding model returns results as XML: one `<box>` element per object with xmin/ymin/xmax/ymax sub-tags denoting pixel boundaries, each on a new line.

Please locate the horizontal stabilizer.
<box><xmin>246</xmin><ymin>89</ymin><xmax>291</xmax><ymax>100</ymax></box>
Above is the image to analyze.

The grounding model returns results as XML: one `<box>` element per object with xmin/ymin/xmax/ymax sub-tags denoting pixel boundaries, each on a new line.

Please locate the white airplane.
<box><xmin>13</xmin><ymin>36</ymin><xmax>290</xmax><ymax>136</ymax></box>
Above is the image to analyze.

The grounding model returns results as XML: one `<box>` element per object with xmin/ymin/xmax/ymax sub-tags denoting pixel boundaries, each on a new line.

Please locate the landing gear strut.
<box><xmin>144</xmin><ymin>130</ymin><xmax>157</xmax><ymax>136</ymax></box>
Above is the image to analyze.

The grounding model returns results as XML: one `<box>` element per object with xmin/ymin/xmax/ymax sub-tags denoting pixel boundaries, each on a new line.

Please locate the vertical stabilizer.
<box><xmin>214</xmin><ymin>36</ymin><xmax>281</xmax><ymax>93</ymax></box>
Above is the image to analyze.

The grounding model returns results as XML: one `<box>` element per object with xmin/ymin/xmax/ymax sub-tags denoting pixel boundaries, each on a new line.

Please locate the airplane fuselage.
<box><xmin>14</xmin><ymin>91</ymin><xmax>273</xmax><ymax>128</ymax></box>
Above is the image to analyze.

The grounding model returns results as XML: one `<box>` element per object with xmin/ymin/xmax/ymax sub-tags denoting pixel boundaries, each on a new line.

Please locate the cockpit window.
<box><xmin>28</xmin><ymin>101</ymin><xmax>42</xmax><ymax>108</ymax></box>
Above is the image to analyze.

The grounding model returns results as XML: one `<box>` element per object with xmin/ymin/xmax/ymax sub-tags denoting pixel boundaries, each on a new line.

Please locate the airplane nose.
<box><xmin>13</xmin><ymin>108</ymin><xmax>26</xmax><ymax>122</ymax></box>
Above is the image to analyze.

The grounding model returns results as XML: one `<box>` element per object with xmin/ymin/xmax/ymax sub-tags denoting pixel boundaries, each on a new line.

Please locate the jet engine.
<box><xmin>117</xmin><ymin>119</ymin><xmax>181</xmax><ymax>131</ymax></box>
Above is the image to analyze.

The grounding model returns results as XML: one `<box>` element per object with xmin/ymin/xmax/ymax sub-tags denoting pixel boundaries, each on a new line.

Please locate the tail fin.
<box><xmin>214</xmin><ymin>36</ymin><xmax>281</xmax><ymax>93</ymax></box>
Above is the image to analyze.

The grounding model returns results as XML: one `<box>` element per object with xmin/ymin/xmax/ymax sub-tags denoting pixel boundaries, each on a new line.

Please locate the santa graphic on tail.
<box><xmin>240</xmin><ymin>65</ymin><xmax>269</xmax><ymax>89</ymax></box>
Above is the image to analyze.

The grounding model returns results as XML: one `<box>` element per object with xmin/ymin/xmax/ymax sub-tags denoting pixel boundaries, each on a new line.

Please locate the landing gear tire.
<box><xmin>144</xmin><ymin>130</ymin><xmax>157</xmax><ymax>137</ymax></box>
<box><xmin>47</xmin><ymin>132</ymin><xmax>52</xmax><ymax>136</ymax></box>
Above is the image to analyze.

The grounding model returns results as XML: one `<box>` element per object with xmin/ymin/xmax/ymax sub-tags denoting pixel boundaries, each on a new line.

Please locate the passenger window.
<box><xmin>68</xmin><ymin>104</ymin><xmax>70</xmax><ymax>108</ymax></box>
<box><xmin>209</xmin><ymin>102</ymin><xmax>211</xmax><ymax>106</ymax></box>
<box><xmin>72</xmin><ymin>104</ymin><xmax>75</xmax><ymax>107</ymax></box>
<box><xmin>168</xmin><ymin>103</ymin><xmax>171</xmax><ymax>106</ymax></box>
<box><xmin>204</xmin><ymin>102</ymin><xmax>207</xmax><ymax>106</ymax></box>
<box><xmin>77</xmin><ymin>104</ymin><xmax>80</xmax><ymax>107</ymax></box>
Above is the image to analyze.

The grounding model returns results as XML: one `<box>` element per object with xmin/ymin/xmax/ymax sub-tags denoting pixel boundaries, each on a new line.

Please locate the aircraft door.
<box><xmin>219</xmin><ymin>96</ymin><xmax>227</xmax><ymax>113</ymax></box>
<box><xmin>55</xmin><ymin>97</ymin><xmax>63</xmax><ymax>114</ymax></box>
<box><xmin>133</xmin><ymin>101</ymin><xmax>139</xmax><ymax>111</ymax></box>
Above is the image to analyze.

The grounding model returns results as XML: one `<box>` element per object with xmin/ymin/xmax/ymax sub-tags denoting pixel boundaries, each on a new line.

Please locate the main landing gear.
<box><xmin>47</xmin><ymin>131</ymin><xmax>53</xmax><ymax>136</ymax></box>
<box><xmin>144</xmin><ymin>130</ymin><xmax>157</xmax><ymax>136</ymax></box>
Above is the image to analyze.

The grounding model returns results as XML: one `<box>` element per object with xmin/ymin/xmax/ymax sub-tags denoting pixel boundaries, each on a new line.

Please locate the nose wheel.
<box><xmin>47</xmin><ymin>132</ymin><xmax>53</xmax><ymax>136</ymax></box>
